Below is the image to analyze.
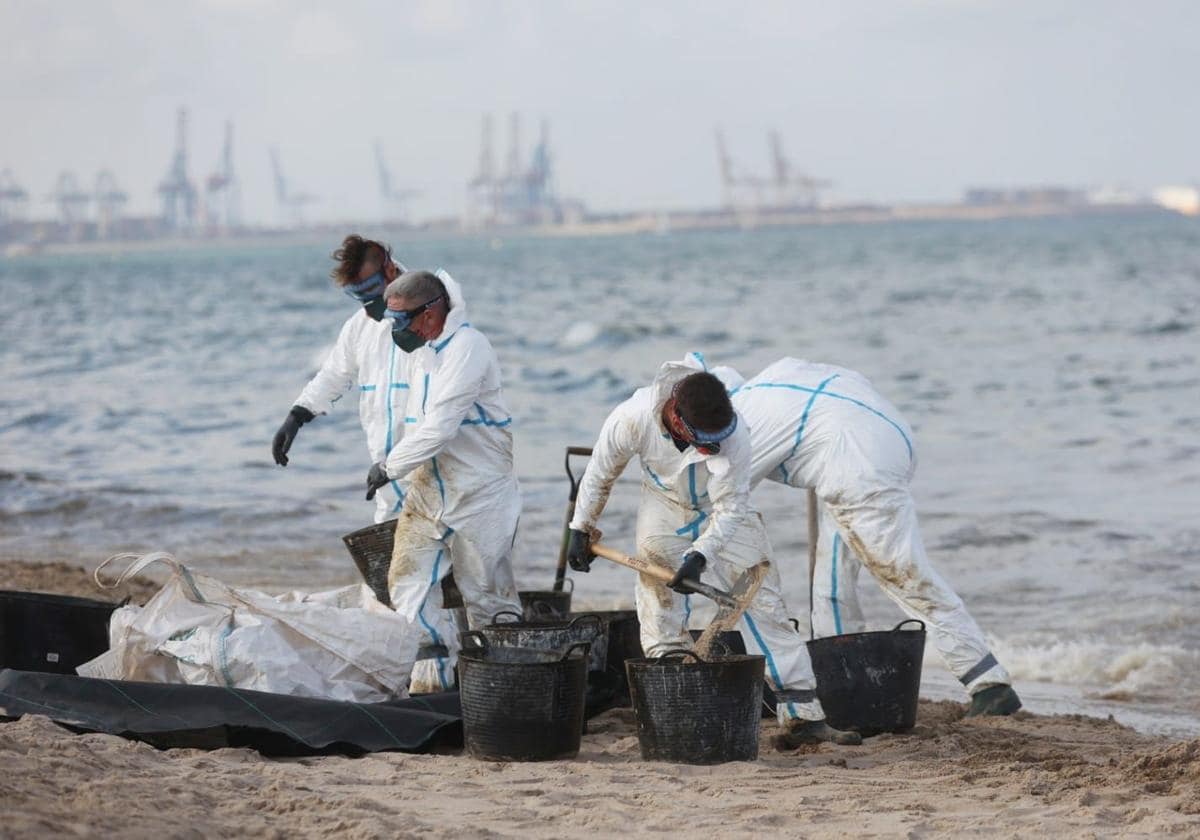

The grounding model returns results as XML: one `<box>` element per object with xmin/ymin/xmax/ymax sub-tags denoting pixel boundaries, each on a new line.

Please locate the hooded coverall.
<box><xmin>570</xmin><ymin>354</ymin><xmax>826</xmax><ymax>724</ymax></box>
<box><xmin>293</xmin><ymin>271</ymin><xmax>521</xmax><ymax>691</ymax></box>
<box><xmin>731</xmin><ymin>357</ymin><xmax>1011</xmax><ymax>694</ymax></box>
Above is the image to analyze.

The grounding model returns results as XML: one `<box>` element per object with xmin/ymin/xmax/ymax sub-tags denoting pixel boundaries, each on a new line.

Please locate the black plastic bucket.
<box><xmin>588</xmin><ymin>610</ymin><xmax>642</xmax><ymax>676</ymax></box>
<box><xmin>479</xmin><ymin>611</ymin><xmax>607</xmax><ymax>673</ymax></box>
<box><xmin>342</xmin><ymin>522</ymin><xmax>463</xmax><ymax>611</ymax></box>
<box><xmin>0</xmin><ymin>590</ymin><xmax>119</xmax><ymax>675</ymax></box>
<box><xmin>572</xmin><ymin>609</ymin><xmax>641</xmax><ymax>708</ymax></box>
<box><xmin>341</xmin><ymin>521</ymin><xmax>395</xmax><ymax>607</ymax></box>
<box><xmin>518</xmin><ymin>578</ymin><xmax>573</xmax><ymax>621</ymax></box>
<box><xmin>458</xmin><ymin>631</ymin><xmax>589</xmax><ymax>761</ymax></box>
<box><xmin>626</xmin><ymin>650</ymin><xmax>765</xmax><ymax>764</ymax></box>
<box><xmin>687</xmin><ymin>628</ymin><xmax>780</xmax><ymax>718</ymax></box>
<box><xmin>806</xmin><ymin>619</ymin><xmax>926</xmax><ymax>736</ymax></box>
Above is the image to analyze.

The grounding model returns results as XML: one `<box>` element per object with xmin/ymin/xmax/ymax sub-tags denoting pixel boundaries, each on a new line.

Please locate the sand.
<box><xmin>2</xmin><ymin>559</ymin><xmax>1198</xmax><ymax>838</ymax></box>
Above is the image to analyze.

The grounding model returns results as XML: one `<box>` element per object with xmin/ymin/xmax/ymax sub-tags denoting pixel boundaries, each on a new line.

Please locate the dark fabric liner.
<box><xmin>0</xmin><ymin>669</ymin><xmax>462</xmax><ymax>756</ymax></box>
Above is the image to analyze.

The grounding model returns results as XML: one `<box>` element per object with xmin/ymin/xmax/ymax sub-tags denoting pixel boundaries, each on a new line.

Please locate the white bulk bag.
<box><xmin>78</xmin><ymin>552</ymin><xmax>420</xmax><ymax>703</ymax></box>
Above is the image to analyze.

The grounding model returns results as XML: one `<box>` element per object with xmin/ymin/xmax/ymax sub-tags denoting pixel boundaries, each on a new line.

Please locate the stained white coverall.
<box><xmin>570</xmin><ymin>354</ymin><xmax>826</xmax><ymax>724</ymax></box>
<box><xmin>293</xmin><ymin>271</ymin><xmax>522</xmax><ymax>690</ymax></box>
<box><xmin>730</xmin><ymin>357</ymin><xmax>1011</xmax><ymax>694</ymax></box>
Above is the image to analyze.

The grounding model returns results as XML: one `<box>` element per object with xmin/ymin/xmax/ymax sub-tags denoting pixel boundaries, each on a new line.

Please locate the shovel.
<box><xmin>590</xmin><ymin>542</ymin><xmax>767</xmax><ymax>658</ymax></box>
<box><xmin>553</xmin><ymin>446</ymin><xmax>593</xmax><ymax>592</ymax></box>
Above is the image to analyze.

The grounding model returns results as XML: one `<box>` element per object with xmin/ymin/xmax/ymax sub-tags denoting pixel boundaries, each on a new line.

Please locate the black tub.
<box><xmin>518</xmin><ymin>578</ymin><xmax>573</xmax><ymax>621</ymax></box>
<box><xmin>806</xmin><ymin>619</ymin><xmax>926</xmax><ymax>735</ymax></box>
<box><xmin>479</xmin><ymin>611</ymin><xmax>607</xmax><ymax>673</ymax></box>
<box><xmin>457</xmin><ymin>631</ymin><xmax>589</xmax><ymax>761</ymax></box>
<box><xmin>0</xmin><ymin>590</ymin><xmax>119</xmax><ymax>675</ymax></box>
<box><xmin>587</xmin><ymin>610</ymin><xmax>642</xmax><ymax>679</ymax></box>
<box><xmin>626</xmin><ymin>650</ymin><xmax>764</xmax><ymax>764</ymax></box>
<box><xmin>341</xmin><ymin>522</ymin><xmax>464</xmax><ymax>611</ymax></box>
<box><xmin>341</xmin><ymin>521</ymin><xmax>394</xmax><ymax>607</ymax></box>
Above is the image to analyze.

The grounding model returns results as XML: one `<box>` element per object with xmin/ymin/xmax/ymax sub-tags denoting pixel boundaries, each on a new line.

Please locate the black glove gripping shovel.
<box><xmin>553</xmin><ymin>446</ymin><xmax>593</xmax><ymax>592</ymax></box>
<box><xmin>590</xmin><ymin>542</ymin><xmax>767</xmax><ymax>658</ymax></box>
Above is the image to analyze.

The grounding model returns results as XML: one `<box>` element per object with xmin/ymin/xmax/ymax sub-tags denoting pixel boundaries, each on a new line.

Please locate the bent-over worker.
<box><xmin>566</xmin><ymin>354</ymin><xmax>861</xmax><ymax>746</ymax></box>
<box><xmin>731</xmin><ymin>357</ymin><xmax>1020</xmax><ymax>716</ymax></box>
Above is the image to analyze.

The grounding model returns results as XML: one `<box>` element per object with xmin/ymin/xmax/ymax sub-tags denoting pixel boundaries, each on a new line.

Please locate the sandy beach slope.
<box><xmin>2</xmin><ymin>560</ymin><xmax>1197</xmax><ymax>838</ymax></box>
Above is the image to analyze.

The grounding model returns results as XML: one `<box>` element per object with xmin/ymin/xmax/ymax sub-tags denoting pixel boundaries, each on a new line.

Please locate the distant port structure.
<box><xmin>465</xmin><ymin>113</ymin><xmax>584</xmax><ymax>228</ymax></box>
<box><xmin>1</xmin><ymin>105</ymin><xmax>1197</xmax><ymax>254</ymax></box>
<box><xmin>715</xmin><ymin>127</ymin><xmax>831</xmax><ymax>216</ymax></box>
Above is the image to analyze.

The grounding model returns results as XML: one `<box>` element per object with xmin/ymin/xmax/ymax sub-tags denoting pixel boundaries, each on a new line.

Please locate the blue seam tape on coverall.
<box><xmin>741</xmin><ymin>380</ymin><xmax>913</xmax><ymax>459</ymax></box>
<box><xmin>831</xmin><ymin>533</ymin><xmax>843</xmax><ymax>635</ymax></box>
<box><xmin>743</xmin><ymin>613</ymin><xmax>797</xmax><ymax>718</ymax></box>
<box><xmin>417</xmin><ymin>548</ymin><xmax>450</xmax><ymax>691</ymax></box>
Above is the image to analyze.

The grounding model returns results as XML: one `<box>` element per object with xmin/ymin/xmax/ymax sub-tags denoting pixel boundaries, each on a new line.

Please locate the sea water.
<box><xmin>1</xmin><ymin>215</ymin><xmax>1197</xmax><ymax>735</ymax></box>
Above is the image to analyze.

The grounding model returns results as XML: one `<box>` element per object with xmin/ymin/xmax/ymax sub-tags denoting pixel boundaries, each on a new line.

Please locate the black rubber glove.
<box><xmin>365</xmin><ymin>462</ymin><xmax>390</xmax><ymax>500</ymax></box>
<box><xmin>669</xmin><ymin>551</ymin><xmax>707</xmax><ymax>594</ymax></box>
<box><xmin>272</xmin><ymin>406</ymin><xmax>315</xmax><ymax>466</ymax></box>
<box><xmin>566</xmin><ymin>528</ymin><xmax>594</xmax><ymax>573</ymax></box>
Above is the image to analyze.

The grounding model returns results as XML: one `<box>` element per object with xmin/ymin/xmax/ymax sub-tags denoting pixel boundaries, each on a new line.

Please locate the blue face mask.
<box><xmin>343</xmin><ymin>271</ymin><xmax>388</xmax><ymax>321</ymax></box>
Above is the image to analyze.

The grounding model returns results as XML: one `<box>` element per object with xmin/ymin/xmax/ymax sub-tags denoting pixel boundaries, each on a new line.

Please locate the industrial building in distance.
<box><xmin>2</xmin><ymin>108</ymin><xmax>1196</xmax><ymax>255</ymax></box>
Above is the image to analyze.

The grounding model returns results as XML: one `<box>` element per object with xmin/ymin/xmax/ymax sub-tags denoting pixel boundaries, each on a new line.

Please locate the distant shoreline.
<box><xmin>2</xmin><ymin>201</ymin><xmax>1182</xmax><ymax>259</ymax></box>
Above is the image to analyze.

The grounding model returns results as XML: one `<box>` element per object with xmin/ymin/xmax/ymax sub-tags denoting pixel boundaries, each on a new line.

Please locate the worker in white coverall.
<box><xmin>270</xmin><ymin>237</ymin><xmax>461</xmax><ymax>692</ymax></box>
<box><xmin>363</xmin><ymin>269</ymin><xmax>523</xmax><ymax>690</ymax></box>
<box><xmin>565</xmin><ymin>354</ymin><xmax>862</xmax><ymax>746</ymax></box>
<box><xmin>729</xmin><ymin>357</ymin><xmax>1021</xmax><ymax>716</ymax></box>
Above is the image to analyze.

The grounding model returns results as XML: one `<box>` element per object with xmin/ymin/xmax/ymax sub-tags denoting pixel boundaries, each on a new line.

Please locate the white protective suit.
<box><xmin>374</xmin><ymin>271</ymin><xmax>523</xmax><ymax>660</ymax></box>
<box><xmin>291</xmin><ymin>271</ymin><xmax>521</xmax><ymax>690</ymax></box>
<box><xmin>730</xmin><ymin>357</ymin><xmax>1011</xmax><ymax>694</ymax></box>
<box><xmin>570</xmin><ymin>354</ymin><xmax>825</xmax><ymax>724</ymax></box>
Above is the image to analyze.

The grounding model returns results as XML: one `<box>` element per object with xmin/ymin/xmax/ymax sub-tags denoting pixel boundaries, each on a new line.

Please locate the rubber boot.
<box><xmin>773</xmin><ymin>719</ymin><xmax>863</xmax><ymax>751</ymax></box>
<box><xmin>965</xmin><ymin>684</ymin><xmax>1022</xmax><ymax>717</ymax></box>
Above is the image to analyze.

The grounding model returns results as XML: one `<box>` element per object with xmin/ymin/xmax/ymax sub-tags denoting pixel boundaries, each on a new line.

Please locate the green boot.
<box><xmin>966</xmin><ymin>684</ymin><xmax>1022</xmax><ymax>717</ymax></box>
<box><xmin>774</xmin><ymin>719</ymin><xmax>863</xmax><ymax>751</ymax></box>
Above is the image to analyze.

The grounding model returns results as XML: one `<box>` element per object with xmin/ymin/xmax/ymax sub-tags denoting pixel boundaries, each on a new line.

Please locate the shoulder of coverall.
<box><xmin>599</xmin><ymin>386</ymin><xmax>656</xmax><ymax>449</ymax></box>
<box><xmin>335</xmin><ymin>305</ymin><xmax>387</xmax><ymax>345</ymax></box>
<box><xmin>764</xmin><ymin>356</ymin><xmax>873</xmax><ymax>389</ymax></box>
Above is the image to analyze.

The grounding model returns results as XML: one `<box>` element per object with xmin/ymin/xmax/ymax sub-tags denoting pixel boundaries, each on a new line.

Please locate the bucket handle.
<box><xmin>657</xmin><ymin>648</ymin><xmax>706</xmax><ymax>664</ymax></box>
<box><xmin>567</xmin><ymin>613</ymin><xmax>603</xmax><ymax>631</ymax></box>
<box><xmin>491</xmin><ymin>610</ymin><xmax>524</xmax><ymax>624</ymax></box>
<box><xmin>561</xmin><ymin>577</ymin><xmax>575</xmax><ymax>593</ymax></box>
<box><xmin>560</xmin><ymin>641</ymin><xmax>591</xmax><ymax>661</ymax></box>
<box><xmin>893</xmin><ymin>619</ymin><xmax>926</xmax><ymax>633</ymax></box>
<box><xmin>460</xmin><ymin>630</ymin><xmax>490</xmax><ymax>653</ymax></box>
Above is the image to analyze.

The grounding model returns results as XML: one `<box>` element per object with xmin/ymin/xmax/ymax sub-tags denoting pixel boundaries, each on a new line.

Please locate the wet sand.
<box><xmin>2</xmin><ymin>559</ymin><xmax>1198</xmax><ymax>838</ymax></box>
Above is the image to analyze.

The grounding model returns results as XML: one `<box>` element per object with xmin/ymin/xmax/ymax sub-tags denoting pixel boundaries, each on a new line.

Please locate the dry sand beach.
<box><xmin>2</xmin><ymin>559</ymin><xmax>1198</xmax><ymax>838</ymax></box>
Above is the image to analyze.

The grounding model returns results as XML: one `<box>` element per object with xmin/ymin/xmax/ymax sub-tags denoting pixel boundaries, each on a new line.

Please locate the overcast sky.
<box><xmin>2</xmin><ymin>0</ymin><xmax>1196</xmax><ymax>225</ymax></box>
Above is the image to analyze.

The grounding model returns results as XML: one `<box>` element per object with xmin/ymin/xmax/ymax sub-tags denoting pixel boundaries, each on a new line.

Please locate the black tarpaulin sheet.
<box><xmin>0</xmin><ymin>669</ymin><xmax>462</xmax><ymax>756</ymax></box>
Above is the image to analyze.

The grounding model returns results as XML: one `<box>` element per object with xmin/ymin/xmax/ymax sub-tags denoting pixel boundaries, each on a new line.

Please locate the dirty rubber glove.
<box><xmin>272</xmin><ymin>406</ymin><xmax>315</xmax><ymax>466</ymax></box>
<box><xmin>566</xmin><ymin>528</ymin><xmax>594</xmax><ymax>573</ymax></box>
<box><xmin>365</xmin><ymin>462</ymin><xmax>390</xmax><ymax>501</ymax></box>
<box><xmin>668</xmin><ymin>551</ymin><xmax>707</xmax><ymax>594</ymax></box>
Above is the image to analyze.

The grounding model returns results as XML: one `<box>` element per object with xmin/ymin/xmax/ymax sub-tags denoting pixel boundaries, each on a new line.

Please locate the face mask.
<box><xmin>391</xmin><ymin>328</ymin><xmax>425</xmax><ymax>352</ymax></box>
<box><xmin>344</xmin><ymin>271</ymin><xmax>388</xmax><ymax>321</ymax></box>
<box><xmin>384</xmin><ymin>294</ymin><xmax>445</xmax><ymax>353</ymax></box>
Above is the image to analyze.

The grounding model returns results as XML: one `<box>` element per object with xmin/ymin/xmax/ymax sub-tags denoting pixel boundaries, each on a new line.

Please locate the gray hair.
<box><xmin>384</xmin><ymin>270</ymin><xmax>448</xmax><ymax>308</ymax></box>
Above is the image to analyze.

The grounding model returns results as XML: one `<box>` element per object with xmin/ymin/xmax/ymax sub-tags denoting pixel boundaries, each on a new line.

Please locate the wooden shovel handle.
<box><xmin>590</xmin><ymin>542</ymin><xmax>737</xmax><ymax>607</ymax></box>
<box><xmin>590</xmin><ymin>543</ymin><xmax>675</xmax><ymax>584</ymax></box>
